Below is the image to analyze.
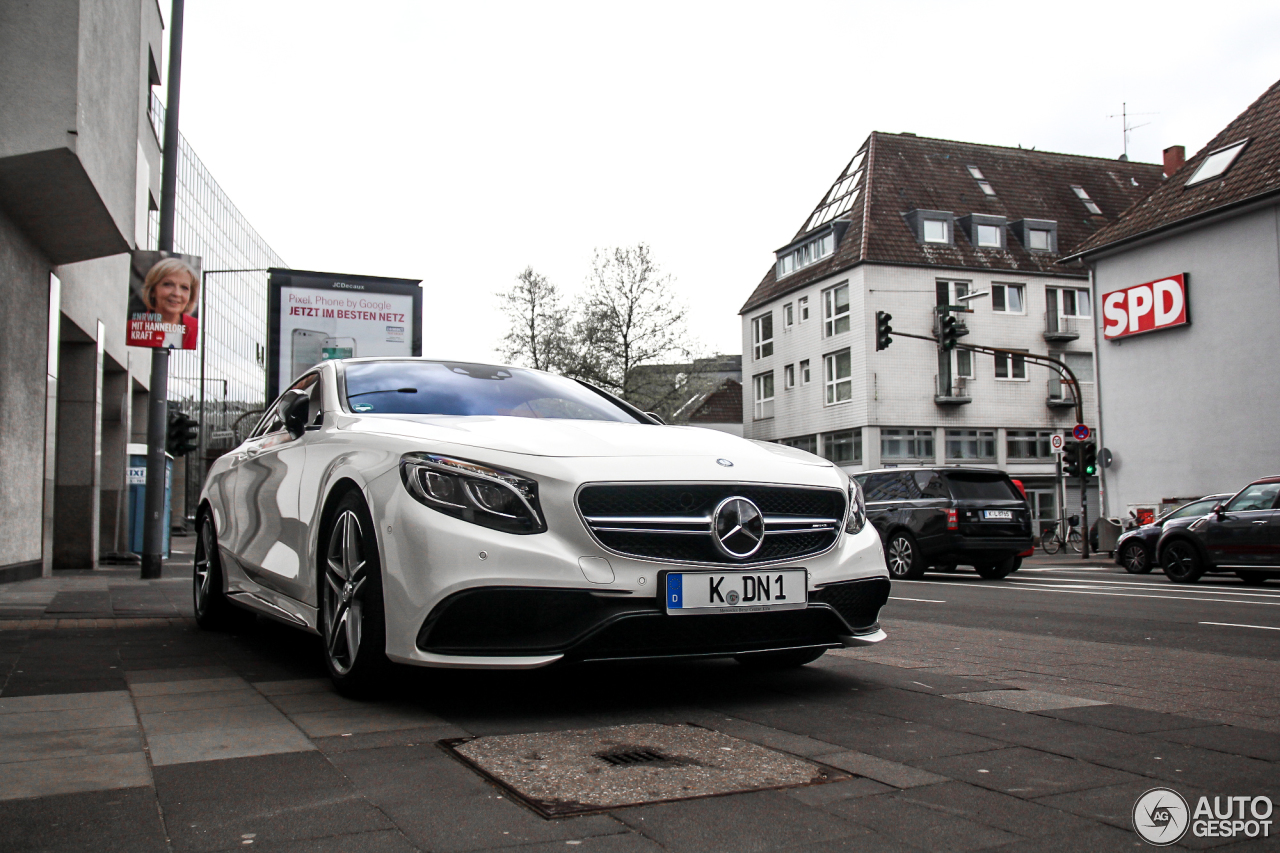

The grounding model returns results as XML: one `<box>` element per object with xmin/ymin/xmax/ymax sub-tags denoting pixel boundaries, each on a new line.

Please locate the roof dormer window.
<box><xmin>1185</xmin><ymin>140</ymin><xmax>1249</xmax><ymax>187</ymax></box>
<box><xmin>958</xmin><ymin>214</ymin><xmax>1007</xmax><ymax>249</ymax></box>
<box><xmin>1010</xmin><ymin>218</ymin><xmax>1058</xmax><ymax>253</ymax></box>
<box><xmin>1071</xmin><ymin>185</ymin><xmax>1102</xmax><ymax>215</ymax></box>
<box><xmin>904</xmin><ymin>210</ymin><xmax>954</xmax><ymax>245</ymax></box>
<box><xmin>775</xmin><ymin>223</ymin><xmax>846</xmax><ymax>278</ymax></box>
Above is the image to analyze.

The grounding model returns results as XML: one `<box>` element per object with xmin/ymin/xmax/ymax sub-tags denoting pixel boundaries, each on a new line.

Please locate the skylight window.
<box><xmin>1185</xmin><ymin>140</ymin><xmax>1249</xmax><ymax>187</ymax></box>
<box><xmin>1071</xmin><ymin>185</ymin><xmax>1102</xmax><ymax>215</ymax></box>
<box><xmin>967</xmin><ymin>165</ymin><xmax>996</xmax><ymax>196</ymax></box>
<box><xmin>806</xmin><ymin>151</ymin><xmax>866</xmax><ymax>232</ymax></box>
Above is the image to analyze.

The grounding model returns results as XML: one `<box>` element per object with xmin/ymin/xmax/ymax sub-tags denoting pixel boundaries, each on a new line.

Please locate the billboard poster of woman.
<box><xmin>126</xmin><ymin>251</ymin><xmax>203</xmax><ymax>349</ymax></box>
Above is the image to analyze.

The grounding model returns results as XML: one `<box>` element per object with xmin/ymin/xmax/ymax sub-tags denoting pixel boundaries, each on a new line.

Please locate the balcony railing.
<box><xmin>1046</xmin><ymin>377</ymin><xmax>1076</xmax><ymax>408</ymax></box>
<box><xmin>1044</xmin><ymin>307</ymin><xmax>1081</xmax><ymax>341</ymax></box>
<box><xmin>935</xmin><ymin>375</ymin><xmax>972</xmax><ymax>406</ymax></box>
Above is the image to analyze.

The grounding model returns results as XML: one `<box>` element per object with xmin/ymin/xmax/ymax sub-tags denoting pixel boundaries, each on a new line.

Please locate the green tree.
<box><xmin>497</xmin><ymin>266</ymin><xmax>570</xmax><ymax>372</ymax></box>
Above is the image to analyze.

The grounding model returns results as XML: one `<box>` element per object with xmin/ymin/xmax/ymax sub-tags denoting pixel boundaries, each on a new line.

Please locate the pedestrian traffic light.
<box><xmin>939</xmin><ymin>314</ymin><xmax>958</xmax><ymax>350</ymax></box>
<box><xmin>1062</xmin><ymin>444</ymin><xmax>1080</xmax><ymax>478</ymax></box>
<box><xmin>875</xmin><ymin>311</ymin><xmax>893</xmax><ymax>351</ymax></box>
<box><xmin>1081</xmin><ymin>441</ymin><xmax>1098</xmax><ymax>477</ymax></box>
<box><xmin>166</xmin><ymin>409</ymin><xmax>200</xmax><ymax>456</ymax></box>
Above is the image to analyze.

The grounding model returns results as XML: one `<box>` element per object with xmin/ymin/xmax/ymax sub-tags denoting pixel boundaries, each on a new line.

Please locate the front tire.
<box><xmin>321</xmin><ymin>491</ymin><xmax>391</xmax><ymax>697</ymax></box>
<box><xmin>1162</xmin><ymin>540</ymin><xmax>1204</xmax><ymax>584</ymax></box>
<box><xmin>886</xmin><ymin>532</ymin><xmax>925</xmax><ymax>580</ymax></box>
<box><xmin>735</xmin><ymin>648</ymin><xmax>826</xmax><ymax>669</ymax></box>
<box><xmin>1120</xmin><ymin>542</ymin><xmax>1152</xmax><ymax>574</ymax></box>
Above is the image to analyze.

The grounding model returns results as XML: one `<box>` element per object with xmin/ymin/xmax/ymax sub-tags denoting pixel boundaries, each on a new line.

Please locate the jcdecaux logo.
<box><xmin>1133</xmin><ymin>787</ymin><xmax>1273</xmax><ymax>845</ymax></box>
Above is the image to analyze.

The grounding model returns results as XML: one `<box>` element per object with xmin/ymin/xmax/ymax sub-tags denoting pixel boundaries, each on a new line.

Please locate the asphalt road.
<box><xmin>880</xmin><ymin>560</ymin><xmax>1280</xmax><ymax>662</ymax></box>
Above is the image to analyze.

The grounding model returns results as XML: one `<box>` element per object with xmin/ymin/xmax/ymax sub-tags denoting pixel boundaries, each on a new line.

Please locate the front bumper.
<box><xmin>411</xmin><ymin>576</ymin><xmax>890</xmax><ymax>665</ymax></box>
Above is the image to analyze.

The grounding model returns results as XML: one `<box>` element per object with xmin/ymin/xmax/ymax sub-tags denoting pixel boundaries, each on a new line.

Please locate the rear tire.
<box><xmin>320</xmin><ymin>490</ymin><xmax>392</xmax><ymax>698</ymax></box>
<box><xmin>1237</xmin><ymin>571</ymin><xmax>1271</xmax><ymax>586</ymax></box>
<box><xmin>1120</xmin><ymin>542</ymin><xmax>1152</xmax><ymax>574</ymax></box>
<box><xmin>885</xmin><ymin>532</ymin><xmax>926</xmax><ymax>580</ymax></box>
<box><xmin>735</xmin><ymin>648</ymin><xmax>826</xmax><ymax>669</ymax></box>
<box><xmin>974</xmin><ymin>558</ymin><xmax>1015</xmax><ymax>580</ymax></box>
<box><xmin>193</xmin><ymin>512</ymin><xmax>250</xmax><ymax>630</ymax></box>
<box><xmin>1162</xmin><ymin>540</ymin><xmax>1204</xmax><ymax>584</ymax></box>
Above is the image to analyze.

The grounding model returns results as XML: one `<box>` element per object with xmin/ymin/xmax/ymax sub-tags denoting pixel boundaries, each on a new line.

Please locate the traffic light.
<box><xmin>1081</xmin><ymin>441</ymin><xmax>1098</xmax><ymax>477</ymax></box>
<box><xmin>875</xmin><ymin>311</ymin><xmax>893</xmax><ymax>351</ymax></box>
<box><xmin>166</xmin><ymin>409</ymin><xmax>200</xmax><ymax>456</ymax></box>
<box><xmin>1062</xmin><ymin>443</ymin><xmax>1081</xmax><ymax>478</ymax></box>
<box><xmin>939</xmin><ymin>314</ymin><xmax>958</xmax><ymax>350</ymax></box>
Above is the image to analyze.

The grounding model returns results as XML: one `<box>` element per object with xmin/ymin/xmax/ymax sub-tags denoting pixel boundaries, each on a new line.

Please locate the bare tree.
<box><xmin>497</xmin><ymin>267</ymin><xmax>570</xmax><ymax>371</ymax></box>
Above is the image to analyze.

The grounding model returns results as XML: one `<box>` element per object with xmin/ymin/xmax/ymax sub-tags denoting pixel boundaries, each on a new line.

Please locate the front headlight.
<box><xmin>845</xmin><ymin>478</ymin><xmax>866</xmax><ymax>534</ymax></box>
<box><xmin>399</xmin><ymin>453</ymin><xmax>546</xmax><ymax>534</ymax></box>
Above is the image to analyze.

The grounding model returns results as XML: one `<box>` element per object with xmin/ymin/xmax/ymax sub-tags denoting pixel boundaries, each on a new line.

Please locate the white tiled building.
<box><xmin>739</xmin><ymin>132</ymin><xmax>1167</xmax><ymax>533</ymax></box>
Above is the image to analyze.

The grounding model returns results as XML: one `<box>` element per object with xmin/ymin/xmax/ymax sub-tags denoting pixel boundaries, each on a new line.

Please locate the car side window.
<box><xmin>914</xmin><ymin>471</ymin><xmax>949</xmax><ymax>499</ymax></box>
<box><xmin>861</xmin><ymin>473</ymin><xmax>901</xmax><ymax>502</ymax></box>
<box><xmin>1226</xmin><ymin>483</ymin><xmax>1280</xmax><ymax>512</ymax></box>
<box><xmin>1166</xmin><ymin>500</ymin><xmax>1214</xmax><ymax>521</ymax></box>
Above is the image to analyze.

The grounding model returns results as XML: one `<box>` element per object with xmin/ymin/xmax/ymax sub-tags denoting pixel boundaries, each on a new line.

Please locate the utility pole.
<box><xmin>141</xmin><ymin>0</ymin><xmax>185</xmax><ymax>580</ymax></box>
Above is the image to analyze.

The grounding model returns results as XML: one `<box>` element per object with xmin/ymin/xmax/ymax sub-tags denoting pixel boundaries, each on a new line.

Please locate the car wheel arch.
<box><xmin>1157</xmin><ymin>532</ymin><xmax>1208</xmax><ymax>566</ymax></box>
<box><xmin>315</xmin><ymin>479</ymin><xmax>372</xmax><ymax>582</ymax></box>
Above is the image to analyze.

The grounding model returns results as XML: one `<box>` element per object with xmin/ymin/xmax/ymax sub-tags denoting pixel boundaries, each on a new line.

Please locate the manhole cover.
<box><xmin>442</xmin><ymin>723</ymin><xmax>844</xmax><ymax>817</ymax></box>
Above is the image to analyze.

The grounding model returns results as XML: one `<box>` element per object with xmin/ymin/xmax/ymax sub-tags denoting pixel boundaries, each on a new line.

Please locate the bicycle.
<box><xmin>1040</xmin><ymin>515</ymin><xmax>1082</xmax><ymax>555</ymax></box>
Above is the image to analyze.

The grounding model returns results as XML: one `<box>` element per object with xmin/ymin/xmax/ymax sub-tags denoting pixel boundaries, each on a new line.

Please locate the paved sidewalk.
<box><xmin>0</xmin><ymin>559</ymin><xmax>1276</xmax><ymax>851</ymax></box>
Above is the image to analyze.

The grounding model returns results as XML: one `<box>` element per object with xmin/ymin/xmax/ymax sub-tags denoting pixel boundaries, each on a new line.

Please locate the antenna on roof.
<box><xmin>1107</xmin><ymin>102</ymin><xmax>1158</xmax><ymax>160</ymax></box>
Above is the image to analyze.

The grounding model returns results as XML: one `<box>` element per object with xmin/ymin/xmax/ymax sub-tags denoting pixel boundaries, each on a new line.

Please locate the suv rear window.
<box><xmin>940</xmin><ymin>472</ymin><xmax>1020</xmax><ymax>500</ymax></box>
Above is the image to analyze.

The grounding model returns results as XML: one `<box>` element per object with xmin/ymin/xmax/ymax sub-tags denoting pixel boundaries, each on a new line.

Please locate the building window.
<box><xmin>784</xmin><ymin>363</ymin><xmax>795</xmax><ymax>389</ymax></box>
<box><xmin>807</xmin><ymin>152</ymin><xmax>865</xmax><ymax>232</ymax></box>
<box><xmin>956</xmin><ymin>348</ymin><xmax>973</xmax><ymax>379</ymax></box>
<box><xmin>783</xmin><ymin>302</ymin><xmax>794</xmax><ymax>328</ymax></box>
<box><xmin>752</xmin><ymin>312</ymin><xmax>773</xmax><ymax>359</ymax></box>
<box><xmin>823</xmin><ymin>282</ymin><xmax>850</xmax><ymax>337</ymax></box>
<box><xmin>1071</xmin><ymin>185</ymin><xmax>1103</xmax><ymax>215</ymax></box>
<box><xmin>923</xmin><ymin>219</ymin><xmax>949</xmax><ymax>243</ymax></box>
<box><xmin>753</xmin><ymin>372</ymin><xmax>774</xmax><ymax>420</ymax></box>
<box><xmin>1048</xmin><ymin>287</ymin><xmax>1091</xmax><ymax>318</ymax></box>
<box><xmin>906</xmin><ymin>210</ymin><xmax>954</xmax><ymax>245</ymax></box>
<box><xmin>994</xmin><ymin>350</ymin><xmax>1028</xmax><ymax>380</ymax></box>
<box><xmin>799</xmin><ymin>359</ymin><xmax>811</xmax><ymax>385</ymax></box>
<box><xmin>881</xmin><ymin>428</ymin><xmax>934</xmax><ymax>461</ymax></box>
<box><xmin>823</xmin><ymin>430</ymin><xmax>861</xmax><ymax>465</ymax></box>
<box><xmin>991</xmin><ymin>283</ymin><xmax>1025</xmax><ymax>314</ymax></box>
<box><xmin>1007</xmin><ymin>429</ymin><xmax>1055</xmax><ymax>460</ymax></box>
<box><xmin>1012</xmin><ymin>218</ymin><xmax>1058</xmax><ymax>253</ymax></box>
<box><xmin>967</xmin><ymin>165</ymin><xmax>996</xmax><ymax>196</ymax></box>
<box><xmin>779</xmin><ymin>434</ymin><xmax>817</xmax><ymax>454</ymax></box>
<box><xmin>1062</xmin><ymin>351</ymin><xmax>1094</xmax><ymax>383</ymax></box>
<box><xmin>776</xmin><ymin>231</ymin><xmax>835</xmax><ymax>278</ymax></box>
<box><xmin>975</xmin><ymin>224</ymin><xmax>1002</xmax><ymax>247</ymax></box>
<box><xmin>798</xmin><ymin>296</ymin><xmax>809</xmax><ymax>322</ymax></box>
<box><xmin>945</xmin><ymin>429</ymin><xmax>996</xmax><ymax>461</ymax></box>
<box><xmin>1028</xmin><ymin>228</ymin><xmax>1052</xmax><ymax>250</ymax></box>
<box><xmin>823</xmin><ymin>349</ymin><xmax>852</xmax><ymax>405</ymax></box>
<box><xmin>1185</xmin><ymin>139</ymin><xmax>1249</xmax><ymax>186</ymax></box>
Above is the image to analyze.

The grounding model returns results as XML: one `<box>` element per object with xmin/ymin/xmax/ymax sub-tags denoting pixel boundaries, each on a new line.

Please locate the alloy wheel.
<box><xmin>887</xmin><ymin>536</ymin><xmax>914</xmax><ymax>578</ymax></box>
<box><xmin>1121</xmin><ymin>543</ymin><xmax>1148</xmax><ymax>574</ymax></box>
<box><xmin>194</xmin><ymin>519</ymin><xmax>215</xmax><ymax>616</ymax></box>
<box><xmin>1163</xmin><ymin>541</ymin><xmax>1202</xmax><ymax>583</ymax></box>
<box><xmin>324</xmin><ymin>509</ymin><xmax>368</xmax><ymax>675</ymax></box>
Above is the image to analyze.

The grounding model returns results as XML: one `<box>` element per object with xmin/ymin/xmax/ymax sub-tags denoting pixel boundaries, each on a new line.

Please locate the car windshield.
<box><xmin>342</xmin><ymin>361</ymin><xmax>644</xmax><ymax>423</ymax></box>
<box><xmin>940</xmin><ymin>472</ymin><xmax>1021</xmax><ymax>500</ymax></box>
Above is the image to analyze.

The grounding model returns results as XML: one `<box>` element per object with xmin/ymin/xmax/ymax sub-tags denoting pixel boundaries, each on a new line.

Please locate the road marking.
<box><xmin>1200</xmin><ymin>621</ymin><xmax>1280</xmax><ymax>631</ymax></box>
<box><xmin>889</xmin><ymin>596</ymin><xmax>946</xmax><ymax>603</ymax></box>
<box><xmin>895</xmin><ymin>579</ymin><xmax>1280</xmax><ymax>606</ymax></box>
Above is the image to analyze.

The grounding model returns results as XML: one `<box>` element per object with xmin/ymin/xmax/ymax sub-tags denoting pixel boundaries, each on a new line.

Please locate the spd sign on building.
<box><xmin>1102</xmin><ymin>273</ymin><xmax>1190</xmax><ymax>340</ymax></box>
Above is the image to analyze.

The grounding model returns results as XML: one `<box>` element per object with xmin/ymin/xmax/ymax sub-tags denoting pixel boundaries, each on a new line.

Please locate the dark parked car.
<box><xmin>854</xmin><ymin>467</ymin><xmax>1033</xmax><ymax>580</ymax></box>
<box><xmin>1157</xmin><ymin>476</ymin><xmax>1280</xmax><ymax>584</ymax></box>
<box><xmin>1114</xmin><ymin>494</ymin><xmax>1232</xmax><ymax>573</ymax></box>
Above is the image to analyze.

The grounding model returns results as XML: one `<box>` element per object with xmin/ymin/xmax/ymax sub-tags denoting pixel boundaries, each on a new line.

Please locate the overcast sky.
<box><xmin>174</xmin><ymin>1</ymin><xmax>1280</xmax><ymax>363</ymax></box>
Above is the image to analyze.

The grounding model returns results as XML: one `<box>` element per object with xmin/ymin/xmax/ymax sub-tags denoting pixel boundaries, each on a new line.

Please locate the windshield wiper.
<box><xmin>348</xmin><ymin>387</ymin><xmax>417</xmax><ymax>399</ymax></box>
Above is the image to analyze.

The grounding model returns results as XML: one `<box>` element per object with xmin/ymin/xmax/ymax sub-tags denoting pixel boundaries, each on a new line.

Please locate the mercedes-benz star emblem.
<box><xmin>712</xmin><ymin>496</ymin><xmax>765</xmax><ymax>559</ymax></box>
<box><xmin>716</xmin><ymin>458</ymin><xmax>734</xmax><ymax>467</ymax></box>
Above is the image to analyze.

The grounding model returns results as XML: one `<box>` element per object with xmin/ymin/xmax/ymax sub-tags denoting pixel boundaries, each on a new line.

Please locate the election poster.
<box><xmin>126</xmin><ymin>250</ymin><xmax>203</xmax><ymax>349</ymax></box>
<box><xmin>266</xmin><ymin>268</ymin><xmax>423</xmax><ymax>400</ymax></box>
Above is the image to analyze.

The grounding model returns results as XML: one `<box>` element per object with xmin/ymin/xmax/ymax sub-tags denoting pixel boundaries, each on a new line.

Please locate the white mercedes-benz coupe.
<box><xmin>196</xmin><ymin>358</ymin><xmax>890</xmax><ymax>695</ymax></box>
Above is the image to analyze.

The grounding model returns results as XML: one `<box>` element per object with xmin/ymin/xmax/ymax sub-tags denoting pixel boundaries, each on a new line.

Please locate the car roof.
<box><xmin>855</xmin><ymin>466</ymin><xmax>1010</xmax><ymax>476</ymax></box>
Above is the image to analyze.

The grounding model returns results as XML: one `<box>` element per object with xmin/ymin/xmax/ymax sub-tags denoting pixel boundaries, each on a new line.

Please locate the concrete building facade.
<box><xmin>1067</xmin><ymin>80</ymin><xmax>1280</xmax><ymax>519</ymax></box>
<box><xmin>739</xmin><ymin>133</ymin><xmax>1165</xmax><ymax>536</ymax></box>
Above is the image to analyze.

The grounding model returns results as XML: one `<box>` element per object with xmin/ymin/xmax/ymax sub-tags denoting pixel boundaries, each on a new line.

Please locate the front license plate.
<box><xmin>664</xmin><ymin>570</ymin><xmax>808</xmax><ymax>616</ymax></box>
<box><xmin>984</xmin><ymin>510</ymin><xmax>1013</xmax><ymax>520</ymax></box>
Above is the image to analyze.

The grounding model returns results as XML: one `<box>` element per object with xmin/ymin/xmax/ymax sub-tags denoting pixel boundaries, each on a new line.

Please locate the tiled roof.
<box><xmin>1067</xmin><ymin>78</ymin><xmax>1280</xmax><ymax>258</ymax></box>
<box><xmin>687</xmin><ymin>379</ymin><xmax>742</xmax><ymax>424</ymax></box>
<box><xmin>740</xmin><ymin>133</ymin><xmax>1164</xmax><ymax>314</ymax></box>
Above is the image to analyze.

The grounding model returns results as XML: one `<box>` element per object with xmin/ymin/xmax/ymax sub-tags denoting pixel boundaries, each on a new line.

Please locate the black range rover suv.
<box><xmin>853</xmin><ymin>467</ymin><xmax>1033</xmax><ymax>580</ymax></box>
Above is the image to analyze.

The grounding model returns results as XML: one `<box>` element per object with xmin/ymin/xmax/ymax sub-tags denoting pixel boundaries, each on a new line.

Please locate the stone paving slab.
<box><xmin>0</xmin><ymin>752</ymin><xmax>153</xmax><ymax>801</ymax></box>
<box><xmin>943</xmin><ymin>689</ymin><xmax>1108</xmax><ymax>712</ymax></box>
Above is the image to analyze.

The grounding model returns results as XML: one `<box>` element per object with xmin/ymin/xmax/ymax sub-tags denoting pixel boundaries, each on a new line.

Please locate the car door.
<box><xmin>233</xmin><ymin>372</ymin><xmax>319</xmax><ymax>601</ymax></box>
<box><xmin>910</xmin><ymin>470</ymin><xmax>950</xmax><ymax>554</ymax></box>
<box><xmin>1203</xmin><ymin>481</ymin><xmax>1280</xmax><ymax>568</ymax></box>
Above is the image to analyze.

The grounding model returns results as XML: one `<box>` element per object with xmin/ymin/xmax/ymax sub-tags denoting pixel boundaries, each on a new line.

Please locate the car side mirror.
<box><xmin>1212</xmin><ymin>503</ymin><xmax>1226</xmax><ymax>518</ymax></box>
<box><xmin>645</xmin><ymin>412</ymin><xmax>666</xmax><ymax>425</ymax></box>
<box><xmin>278</xmin><ymin>390</ymin><xmax>310</xmax><ymax>439</ymax></box>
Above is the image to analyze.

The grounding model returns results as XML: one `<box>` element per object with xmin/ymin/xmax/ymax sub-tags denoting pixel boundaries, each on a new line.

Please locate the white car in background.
<box><xmin>196</xmin><ymin>358</ymin><xmax>890</xmax><ymax>695</ymax></box>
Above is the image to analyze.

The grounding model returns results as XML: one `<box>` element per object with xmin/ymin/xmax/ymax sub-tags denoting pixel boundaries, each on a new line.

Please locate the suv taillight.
<box><xmin>947</xmin><ymin>508</ymin><xmax>958</xmax><ymax>530</ymax></box>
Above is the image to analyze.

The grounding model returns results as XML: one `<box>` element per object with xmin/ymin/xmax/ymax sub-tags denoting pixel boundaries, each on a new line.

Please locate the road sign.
<box><xmin>1051</xmin><ymin>434</ymin><xmax>1064</xmax><ymax>453</ymax></box>
<box><xmin>1073</xmin><ymin>424</ymin><xmax>1091</xmax><ymax>442</ymax></box>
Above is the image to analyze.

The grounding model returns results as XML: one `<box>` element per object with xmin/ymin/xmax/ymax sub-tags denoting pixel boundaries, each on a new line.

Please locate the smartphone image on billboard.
<box><xmin>322</xmin><ymin>336</ymin><xmax>356</xmax><ymax>361</ymax></box>
<box><xmin>291</xmin><ymin>329</ymin><xmax>327</xmax><ymax>381</ymax></box>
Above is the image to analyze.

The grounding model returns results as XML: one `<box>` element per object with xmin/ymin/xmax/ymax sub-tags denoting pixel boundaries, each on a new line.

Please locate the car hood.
<box><xmin>340</xmin><ymin>414</ymin><xmax>832</xmax><ymax>465</ymax></box>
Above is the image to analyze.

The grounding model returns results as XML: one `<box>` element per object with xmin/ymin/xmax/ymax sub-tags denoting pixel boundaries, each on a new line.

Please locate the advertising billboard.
<box><xmin>267</xmin><ymin>269</ymin><xmax>422</xmax><ymax>400</ymax></box>
<box><xmin>1102</xmin><ymin>273</ymin><xmax>1190</xmax><ymax>340</ymax></box>
<box><xmin>127</xmin><ymin>250</ymin><xmax>203</xmax><ymax>349</ymax></box>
